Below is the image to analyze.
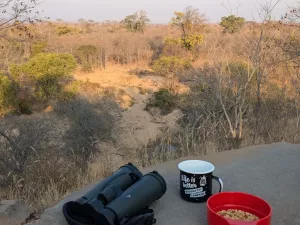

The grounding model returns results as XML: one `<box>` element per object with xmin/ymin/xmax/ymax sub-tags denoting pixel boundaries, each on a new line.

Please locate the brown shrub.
<box><xmin>0</xmin><ymin>96</ymin><xmax>120</xmax><ymax>209</ymax></box>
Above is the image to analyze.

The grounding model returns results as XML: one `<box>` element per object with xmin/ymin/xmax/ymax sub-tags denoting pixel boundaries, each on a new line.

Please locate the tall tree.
<box><xmin>245</xmin><ymin>0</ymin><xmax>280</xmax><ymax>143</ymax></box>
<box><xmin>220</xmin><ymin>15</ymin><xmax>245</xmax><ymax>33</ymax></box>
<box><xmin>170</xmin><ymin>6</ymin><xmax>206</xmax><ymax>50</ymax></box>
<box><xmin>121</xmin><ymin>10</ymin><xmax>150</xmax><ymax>32</ymax></box>
<box><xmin>170</xmin><ymin>6</ymin><xmax>206</xmax><ymax>37</ymax></box>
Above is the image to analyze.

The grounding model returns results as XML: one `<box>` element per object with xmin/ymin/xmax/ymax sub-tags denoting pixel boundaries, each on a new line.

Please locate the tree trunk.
<box><xmin>239</xmin><ymin>105</ymin><xmax>243</xmax><ymax>139</ymax></box>
<box><xmin>253</xmin><ymin>70</ymin><xmax>262</xmax><ymax>144</ymax></box>
<box><xmin>102</xmin><ymin>48</ymin><xmax>106</xmax><ymax>70</ymax></box>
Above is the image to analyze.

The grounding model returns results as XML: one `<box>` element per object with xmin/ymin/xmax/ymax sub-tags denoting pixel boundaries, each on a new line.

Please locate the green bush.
<box><xmin>152</xmin><ymin>56</ymin><xmax>191</xmax><ymax>76</ymax></box>
<box><xmin>10</xmin><ymin>53</ymin><xmax>77</xmax><ymax>101</ymax></box>
<box><xmin>74</xmin><ymin>45</ymin><xmax>98</xmax><ymax>72</ymax></box>
<box><xmin>61</xmin><ymin>80</ymin><xmax>84</xmax><ymax>100</ymax></box>
<box><xmin>18</xmin><ymin>100</ymin><xmax>32</xmax><ymax>115</ymax></box>
<box><xmin>0</xmin><ymin>75</ymin><xmax>19</xmax><ymax>114</ymax></box>
<box><xmin>182</xmin><ymin>34</ymin><xmax>204</xmax><ymax>50</ymax></box>
<box><xmin>165</xmin><ymin>34</ymin><xmax>204</xmax><ymax>51</ymax></box>
<box><xmin>220</xmin><ymin>15</ymin><xmax>245</xmax><ymax>33</ymax></box>
<box><xmin>146</xmin><ymin>89</ymin><xmax>177</xmax><ymax>114</ymax></box>
<box><xmin>35</xmin><ymin>76</ymin><xmax>62</xmax><ymax>100</ymax></box>
<box><xmin>56</xmin><ymin>25</ymin><xmax>80</xmax><ymax>36</ymax></box>
<box><xmin>30</xmin><ymin>42</ymin><xmax>47</xmax><ymax>57</ymax></box>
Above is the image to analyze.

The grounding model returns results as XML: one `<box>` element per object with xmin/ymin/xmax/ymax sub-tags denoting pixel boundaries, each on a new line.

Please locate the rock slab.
<box><xmin>0</xmin><ymin>200</ymin><xmax>33</xmax><ymax>225</ymax></box>
<box><xmin>34</xmin><ymin>142</ymin><xmax>300</xmax><ymax>225</ymax></box>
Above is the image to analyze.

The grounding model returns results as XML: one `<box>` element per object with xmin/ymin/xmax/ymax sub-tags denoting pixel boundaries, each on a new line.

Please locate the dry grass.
<box><xmin>0</xmin><ymin>96</ymin><xmax>119</xmax><ymax>210</ymax></box>
<box><xmin>128</xmin><ymin>114</ymin><xmax>300</xmax><ymax>170</ymax></box>
<box><xmin>74</xmin><ymin>66</ymin><xmax>160</xmax><ymax>90</ymax></box>
<box><xmin>2</xmin><ymin>158</ymin><xmax>116</xmax><ymax>210</ymax></box>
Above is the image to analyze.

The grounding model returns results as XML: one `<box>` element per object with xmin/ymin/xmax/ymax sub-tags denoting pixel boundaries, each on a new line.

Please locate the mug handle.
<box><xmin>212</xmin><ymin>176</ymin><xmax>224</xmax><ymax>193</ymax></box>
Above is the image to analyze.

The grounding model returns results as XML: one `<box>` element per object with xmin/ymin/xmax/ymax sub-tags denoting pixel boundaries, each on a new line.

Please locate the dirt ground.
<box><xmin>74</xmin><ymin>66</ymin><xmax>186</xmax><ymax>160</ymax></box>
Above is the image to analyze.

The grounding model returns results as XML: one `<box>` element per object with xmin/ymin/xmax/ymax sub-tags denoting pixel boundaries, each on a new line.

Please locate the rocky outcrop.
<box><xmin>0</xmin><ymin>200</ymin><xmax>33</xmax><ymax>225</ymax></box>
<box><xmin>31</xmin><ymin>207</ymin><xmax>66</xmax><ymax>225</ymax></box>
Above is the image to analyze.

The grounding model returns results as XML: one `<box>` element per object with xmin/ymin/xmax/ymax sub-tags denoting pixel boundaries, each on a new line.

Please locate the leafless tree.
<box><xmin>245</xmin><ymin>0</ymin><xmax>281</xmax><ymax>143</ymax></box>
<box><xmin>0</xmin><ymin>0</ymin><xmax>40</xmax><ymax>32</ymax></box>
<box><xmin>278</xmin><ymin>1</ymin><xmax>300</xmax><ymax>94</ymax></box>
<box><xmin>54</xmin><ymin>96</ymin><xmax>119</xmax><ymax>167</ymax></box>
<box><xmin>221</xmin><ymin>0</ymin><xmax>242</xmax><ymax>16</ymax></box>
<box><xmin>187</xmin><ymin>61</ymin><xmax>256</xmax><ymax>148</ymax></box>
<box><xmin>0</xmin><ymin>115</ymin><xmax>54</xmax><ymax>182</ymax></box>
<box><xmin>281</xmin><ymin>1</ymin><xmax>300</xmax><ymax>23</ymax></box>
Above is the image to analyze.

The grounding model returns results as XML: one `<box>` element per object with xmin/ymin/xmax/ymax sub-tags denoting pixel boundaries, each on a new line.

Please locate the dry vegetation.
<box><xmin>1</xmin><ymin>1</ymin><xmax>300</xmax><ymax>211</ymax></box>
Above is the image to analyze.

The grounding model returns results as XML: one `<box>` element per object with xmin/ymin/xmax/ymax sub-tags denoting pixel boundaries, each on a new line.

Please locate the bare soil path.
<box><xmin>74</xmin><ymin>67</ymin><xmax>182</xmax><ymax>151</ymax></box>
<box><xmin>117</xmin><ymin>86</ymin><xmax>164</xmax><ymax>150</ymax></box>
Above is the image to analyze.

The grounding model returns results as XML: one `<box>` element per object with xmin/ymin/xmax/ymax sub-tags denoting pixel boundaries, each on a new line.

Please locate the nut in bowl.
<box><xmin>207</xmin><ymin>192</ymin><xmax>272</xmax><ymax>225</ymax></box>
<box><xmin>217</xmin><ymin>209</ymin><xmax>259</xmax><ymax>222</ymax></box>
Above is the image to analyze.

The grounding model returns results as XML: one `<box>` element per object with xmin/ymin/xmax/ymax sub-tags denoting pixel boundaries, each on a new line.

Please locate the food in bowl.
<box><xmin>217</xmin><ymin>209</ymin><xmax>259</xmax><ymax>222</ymax></box>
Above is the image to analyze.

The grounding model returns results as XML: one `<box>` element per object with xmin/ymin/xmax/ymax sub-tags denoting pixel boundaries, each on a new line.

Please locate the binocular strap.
<box><xmin>121</xmin><ymin>209</ymin><xmax>156</xmax><ymax>225</ymax></box>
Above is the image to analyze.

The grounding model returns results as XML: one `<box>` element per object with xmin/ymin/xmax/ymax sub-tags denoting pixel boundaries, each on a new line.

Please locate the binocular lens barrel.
<box><xmin>78</xmin><ymin>163</ymin><xmax>143</xmax><ymax>204</ymax></box>
<box><xmin>100</xmin><ymin>171</ymin><xmax>167</xmax><ymax>225</ymax></box>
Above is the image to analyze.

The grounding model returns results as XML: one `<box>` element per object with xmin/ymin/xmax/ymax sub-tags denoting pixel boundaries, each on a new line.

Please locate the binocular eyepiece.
<box><xmin>63</xmin><ymin>163</ymin><xmax>167</xmax><ymax>225</ymax></box>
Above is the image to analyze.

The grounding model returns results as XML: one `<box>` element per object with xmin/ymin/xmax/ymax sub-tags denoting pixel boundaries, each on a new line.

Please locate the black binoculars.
<box><xmin>63</xmin><ymin>163</ymin><xmax>167</xmax><ymax>225</ymax></box>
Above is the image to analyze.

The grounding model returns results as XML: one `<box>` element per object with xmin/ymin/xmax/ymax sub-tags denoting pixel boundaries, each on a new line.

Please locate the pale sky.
<box><xmin>39</xmin><ymin>0</ymin><xmax>298</xmax><ymax>23</ymax></box>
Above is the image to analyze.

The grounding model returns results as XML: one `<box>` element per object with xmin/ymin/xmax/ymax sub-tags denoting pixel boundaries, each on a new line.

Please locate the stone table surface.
<box><xmin>35</xmin><ymin>142</ymin><xmax>300</xmax><ymax>225</ymax></box>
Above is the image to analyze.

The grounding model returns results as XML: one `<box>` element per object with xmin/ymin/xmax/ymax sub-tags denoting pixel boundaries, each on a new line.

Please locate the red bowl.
<box><xmin>207</xmin><ymin>192</ymin><xmax>272</xmax><ymax>225</ymax></box>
